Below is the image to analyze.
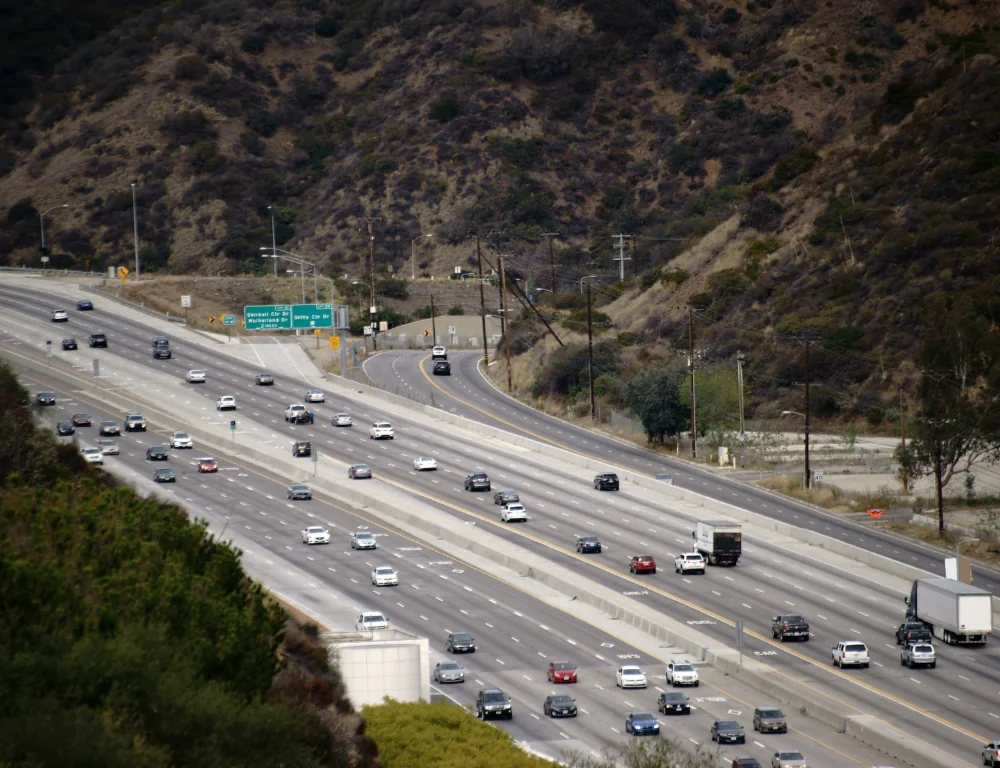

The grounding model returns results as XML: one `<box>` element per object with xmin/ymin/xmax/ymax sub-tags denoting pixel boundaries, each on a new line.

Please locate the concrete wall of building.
<box><xmin>327</xmin><ymin>632</ymin><xmax>430</xmax><ymax>707</ymax></box>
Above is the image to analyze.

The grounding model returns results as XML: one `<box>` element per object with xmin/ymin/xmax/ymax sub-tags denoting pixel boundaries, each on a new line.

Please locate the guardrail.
<box><xmin>79</xmin><ymin>285</ymin><xmax>186</xmax><ymax>325</ymax></box>
<box><xmin>0</xmin><ymin>265</ymin><xmax>101</xmax><ymax>278</ymax></box>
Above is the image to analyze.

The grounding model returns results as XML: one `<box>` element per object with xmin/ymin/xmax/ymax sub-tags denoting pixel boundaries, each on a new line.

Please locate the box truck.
<box><xmin>692</xmin><ymin>521</ymin><xmax>742</xmax><ymax>566</ymax></box>
<box><xmin>905</xmin><ymin>578</ymin><xmax>992</xmax><ymax>645</ymax></box>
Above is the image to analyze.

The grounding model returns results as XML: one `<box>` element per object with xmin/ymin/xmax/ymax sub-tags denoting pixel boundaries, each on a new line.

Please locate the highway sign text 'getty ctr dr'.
<box><xmin>244</xmin><ymin>304</ymin><xmax>333</xmax><ymax>331</ymax></box>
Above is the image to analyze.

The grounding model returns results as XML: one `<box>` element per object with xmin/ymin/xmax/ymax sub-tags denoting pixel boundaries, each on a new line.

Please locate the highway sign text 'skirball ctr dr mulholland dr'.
<box><xmin>243</xmin><ymin>304</ymin><xmax>333</xmax><ymax>331</ymax></box>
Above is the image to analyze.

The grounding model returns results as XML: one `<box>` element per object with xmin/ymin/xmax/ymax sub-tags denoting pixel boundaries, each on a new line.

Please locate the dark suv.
<box><xmin>88</xmin><ymin>332</ymin><xmax>108</xmax><ymax>348</ymax></box>
<box><xmin>594</xmin><ymin>472</ymin><xmax>619</xmax><ymax>491</ymax></box>
<box><xmin>896</xmin><ymin>620</ymin><xmax>932</xmax><ymax>645</ymax></box>
<box><xmin>433</xmin><ymin>360</ymin><xmax>451</xmax><ymax>376</ymax></box>
<box><xmin>493</xmin><ymin>489</ymin><xmax>519</xmax><ymax>505</ymax></box>
<box><xmin>465</xmin><ymin>472</ymin><xmax>490</xmax><ymax>491</ymax></box>
<box><xmin>476</xmin><ymin>688</ymin><xmax>512</xmax><ymax>720</ymax></box>
<box><xmin>151</xmin><ymin>336</ymin><xmax>171</xmax><ymax>359</ymax></box>
<box><xmin>292</xmin><ymin>441</ymin><xmax>312</xmax><ymax>457</ymax></box>
<box><xmin>771</xmin><ymin>614</ymin><xmax>810</xmax><ymax>642</ymax></box>
<box><xmin>752</xmin><ymin>706</ymin><xmax>787</xmax><ymax>733</ymax></box>
<box><xmin>446</xmin><ymin>632</ymin><xmax>476</xmax><ymax>653</ymax></box>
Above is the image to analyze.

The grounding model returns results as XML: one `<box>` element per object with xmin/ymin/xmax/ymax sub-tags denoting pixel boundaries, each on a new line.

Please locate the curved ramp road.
<box><xmin>364</xmin><ymin>349</ymin><xmax>1000</xmax><ymax>596</ymax></box>
<box><xmin>0</xmin><ymin>279</ymin><xmax>986</xmax><ymax>766</ymax></box>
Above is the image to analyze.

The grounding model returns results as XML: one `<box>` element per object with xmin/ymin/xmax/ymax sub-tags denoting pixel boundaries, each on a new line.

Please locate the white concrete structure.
<box><xmin>323</xmin><ymin>629</ymin><xmax>430</xmax><ymax>706</ymax></box>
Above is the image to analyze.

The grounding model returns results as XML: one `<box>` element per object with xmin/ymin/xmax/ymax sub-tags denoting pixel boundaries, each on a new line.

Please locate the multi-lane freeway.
<box><xmin>0</xmin><ymin>278</ymin><xmax>990</xmax><ymax>767</ymax></box>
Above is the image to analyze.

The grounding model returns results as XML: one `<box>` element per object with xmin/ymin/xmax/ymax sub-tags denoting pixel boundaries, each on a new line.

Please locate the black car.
<box><xmin>446</xmin><ymin>632</ymin><xmax>476</xmax><ymax>653</ymax></box>
<box><xmin>88</xmin><ymin>333</ymin><xmax>108</xmax><ymax>348</ymax></box>
<box><xmin>292</xmin><ymin>411</ymin><xmax>315</xmax><ymax>425</ymax></box>
<box><xmin>543</xmin><ymin>695</ymin><xmax>577</xmax><ymax>718</ymax></box>
<box><xmin>99</xmin><ymin>420</ymin><xmax>120</xmax><ymax>436</ymax></box>
<box><xmin>896</xmin><ymin>621</ymin><xmax>932</xmax><ymax>645</ymax></box>
<box><xmin>145</xmin><ymin>445</ymin><xmax>169</xmax><ymax>461</ymax></box>
<box><xmin>154</xmin><ymin>468</ymin><xmax>176</xmax><ymax>483</ymax></box>
<box><xmin>36</xmin><ymin>391</ymin><xmax>57</xmax><ymax>406</ymax></box>
<box><xmin>56</xmin><ymin>421</ymin><xmax>75</xmax><ymax>436</ymax></box>
<box><xmin>772</xmin><ymin>614</ymin><xmax>810</xmax><ymax>642</ymax></box>
<box><xmin>61</xmin><ymin>338</ymin><xmax>77</xmax><ymax>350</ymax></box>
<box><xmin>594</xmin><ymin>472</ymin><xmax>619</xmax><ymax>491</ymax></box>
<box><xmin>433</xmin><ymin>360</ymin><xmax>451</xmax><ymax>376</ymax></box>
<box><xmin>731</xmin><ymin>760</ymin><xmax>762</xmax><ymax>768</ymax></box>
<box><xmin>464</xmin><ymin>472</ymin><xmax>491</xmax><ymax>491</ymax></box>
<box><xmin>287</xmin><ymin>483</ymin><xmax>312</xmax><ymax>500</ymax></box>
<box><xmin>493</xmin><ymin>489</ymin><xmax>519</xmax><ymax>505</ymax></box>
<box><xmin>476</xmin><ymin>688</ymin><xmax>512</xmax><ymax>720</ymax></box>
<box><xmin>711</xmin><ymin>720</ymin><xmax>745</xmax><ymax>744</ymax></box>
<box><xmin>293</xmin><ymin>441</ymin><xmax>312</xmax><ymax>457</ymax></box>
<box><xmin>77</xmin><ymin>300</ymin><xmax>93</xmax><ymax>310</ymax></box>
<box><xmin>255</xmin><ymin>373</ymin><xmax>274</xmax><ymax>386</ymax></box>
<box><xmin>151</xmin><ymin>336</ymin><xmax>171</xmax><ymax>359</ymax></box>
<box><xmin>576</xmin><ymin>535</ymin><xmax>602</xmax><ymax>553</ymax></box>
<box><xmin>658</xmin><ymin>692</ymin><xmax>690</xmax><ymax>715</ymax></box>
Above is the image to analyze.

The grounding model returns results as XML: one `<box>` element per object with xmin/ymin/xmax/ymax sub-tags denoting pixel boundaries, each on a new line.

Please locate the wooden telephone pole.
<box><xmin>688</xmin><ymin>308</ymin><xmax>697</xmax><ymax>459</ymax></box>
<box><xmin>500</xmin><ymin>252</ymin><xmax>512</xmax><ymax>393</ymax></box>
<box><xmin>476</xmin><ymin>237</ymin><xmax>488</xmax><ymax>366</ymax></box>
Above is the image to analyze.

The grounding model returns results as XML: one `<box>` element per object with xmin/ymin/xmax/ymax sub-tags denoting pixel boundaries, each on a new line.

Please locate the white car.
<box><xmin>305</xmin><ymin>389</ymin><xmax>325</xmax><ymax>403</ymax></box>
<box><xmin>432</xmin><ymin>345</ymin><xmax>447</xmax><ymax>359</ymax></box>
<box><xmin>500</xmin><ymin>503</ymin><xmax>527</xmax><ymax>523</ymax></box>
<box><xmin>301</xmin><ymin>526</ymin><xmax>330</xmax><ymax>545</ymax></box>
<box><xmin>186</xmin><ymin>369</ymin><xmax>206</xmax><ymax>383</ymax></box>
<box><xmin>216</xmin><ymin>396</ymin><xmax>236</xmax><ymax>411</ymax></box>
<box><xmin>674</xmin><ymin>552</ymin><xmax>706</xmax><ymax>574</ymax></box>
<box><xmin>371</xmin><ymin>567</ymin><xmax>399</xmax><ymax>586</ymax></box>
<box><xmin>356</xmin><ymin>611</ymin><xmax>389</xmax><ymax>631</ymax></box>
<box><xmin>666</xmin><ymin>660</ymin><xmax>700</xmax><ymax>687</ymax></box>
<box><xmin>413</xmin><ymin>456</ymin><xmax>437</xmax><ymax>471</ymax></box>
<box><xmin>51</xmin><ymin>309</ymin><xmax>69</xmax><ymax>322</ymax></box>
<box><xmin>81</xmin><ymin>446</ymin><xmax>104</xmax><ymax>464</ymax></box>
<box><xmin>333</xmin><ymin>413</ymin><xmax>353</xmax><ymax>427</ymax></box>
<box><xmin>97</xmin><ymin>439</ymin><xmax>119</xmax><ymax>455</ymax></box>
<box><xmin>832</xmin><ymin>641</ymin><xmax>870</xmax><ymax>668</ymax></box>
<box><xmin>369</xmin><ymin>422</ymin><xmax>394</xmax><ymax>439</ymax></box>
<box><xmin>169</xmin><ymin>431</ymin><xmax>193</xmax><ymax>449</ymax></box>
<box><xmin>284</xmin><ymin>404</ymin><xmax>307</xmax><ymax>421</ymax></box>
<box><xmin>616</xmin><ymin>666</ymin><xmax>647</xmax><ymax>688</ymax></box>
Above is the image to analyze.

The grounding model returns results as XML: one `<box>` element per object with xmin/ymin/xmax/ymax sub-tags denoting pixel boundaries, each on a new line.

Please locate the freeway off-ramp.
<box><xmin>0</xmin><ymin>276</ymin><xmax>991</xmax><ymax>767</ymax></box>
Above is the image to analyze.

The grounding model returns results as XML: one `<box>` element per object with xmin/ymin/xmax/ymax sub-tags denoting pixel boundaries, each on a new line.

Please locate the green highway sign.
<box><xmin>222</xmin><ymin>314</ymin><xmax>235</xmax><ymax>326</ymax></box>
<box><xmin>244</xmin><ymin>304</ymin><xmax>333</xmax><ymax>331</ymax></box>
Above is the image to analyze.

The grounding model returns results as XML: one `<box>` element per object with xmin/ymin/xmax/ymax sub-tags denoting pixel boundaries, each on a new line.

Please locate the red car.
<box><xmin>629</xmin><ymin>555</ymin><xmax>657</xmax><ymax>574</ymax></box>
<box><xmin>547</xmin><ymin>661</ymin><xmax>577</xmax><ymax>683</ymax></box>
<box><xmin>197</xmin><ymin>457</ymin><xmax>218</xmax><ymax>473</ymax></box>
<box><xmin>71</xmin><ymin>413</ymin><xmax>91</xmax><ymax>427</ymax></box>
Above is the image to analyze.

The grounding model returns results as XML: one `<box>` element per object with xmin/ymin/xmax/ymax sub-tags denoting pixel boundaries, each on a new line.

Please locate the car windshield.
<box><xmin>783</xmin><ymin>615</ymin><xmax>805</xmax><ymax>623</ymax></box>
<box><xmin>376</xmin><ymin>568</ymin><xmax>394</xmax><ymax>575</ymax></box>
<box><xmin>717</xmin><ymin>721</ymin><xmax>740</xmax><ymax>729</ymax></box>
<box><xmin>472</xmin><ymin>473</ymin><xmax>487</xmax><ymax>479</ymax></box>
<box><xmin>759</xmin><ymin>708</ymin><xmax>782</xmax><ymax>717</ymax></box>
<box><xmin>663</xmin><ymin>693</ymin><xmax>686</xmax><ymax>701</ymax></box>
<box><xmin>292</xmin><ymin>484</ymin><xmax>308</xmax><ymax>491</ymax></box>
<box><xmin>306</xmin><ymin>527</ymin><xmax>324</xmax><ymax>534</ymax></box>
<box><xmin>638</xmin><ymin>556</ymin><xmax>653</xmax><ymax>562</ymax></box>
<box><xmin>439</xmin><ymin>662</ymin><xmax>460</xmax><ymax>670</ymax></box>
<box><xmin>912</xmin><ymin>644</ymin><xmax>933</xmax><ymax>653</ymax></box>
<box><xmin>173</xmin><ymin>433</ymin><xmax>189</xmax><ymax>439</ymax></box>
<box><xmin>200</xmin><ymin>458</ymin><xmax>215</xmax><ymax>463</ymax></box>
<box><xmin>376</xmin><ymin>423</ymin><xmax>390</xmax><ymax>428</ymax></box>
<box><xmin>778</xmin><ymin>754</ymin><xmax>803</xmax><ymax>761</ymax></box>
<box><xmin>674</xmin><ymin>663</ymin><xmax>694</xmax><ymax>672</ymax></box>
<box><xmin>364</xmin><ymin>614</ymin><xmax>385</xmax><ymax>623</ymax></box>
<box><xmin>621</xmin><ymin>667</ymin><xmax>641</xmax><ymax>675</ymax></box>
<box><xmin>98</xmin><ymin>439</ymin><xmax>113</xmax><ymax>445</ymax></box>
<box><xmin>632</xmin><ymin>713</ymin><xmax>655</xmax><ymax>721</ymax></box>
<box><xmin>581</xmin><ymin>536</ymin><xmax>598</xmax><ymax>542</ymax></box>
<box><xmin>550</xmin><ymin>695</ymin><xmax>573</xmax><ymax>705</ymax></box>
<box><xmin>845</xmin><ymin>643</ymin><xmax>867</xmax><ymax>652</ymax></box>
<box><xmin>102</xmin><ymin>420</ymin><xmax>116</xmax><ymax>425</ymax></box>
<box><xmin>83</xmin><ymin>448</ymin><xmax>99</xmax><ymax>454</ymax></box>
<box><xmin>337</xmin><ymin>413</ymin><xmax>349</xmax><ymax>418</ymax></box>
<box><xmin>355</xmin><ymin>533</ymin><xmax>373</xmax><ymax>540</ymax></box>
<box><xmin>552</xmin><ymin>662</ymin><xmax>573</xmax><ymax>670</ymax></box>
<box><xmin>156</xmin><ymin>469</ymin><xmax>172</xmax><ymax>475</ymax></box>
<box><xmin>484</xmin><ymin>693</ymin><xmax>507</xmax><ymax>703</ymax></box>
<box><xmin>449</xmin><ymin>633</ymin><xmax>472</xmax><ymax>642</ymax></box>
<box><xmin>355</xmin><ymin>464</ymin><xmax>370</xmax><ymax>471</ymax></box>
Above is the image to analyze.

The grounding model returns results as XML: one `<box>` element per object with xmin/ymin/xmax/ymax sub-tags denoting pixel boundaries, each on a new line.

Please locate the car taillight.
<box><xmin>782</xmin><ymin>625</ymin><xmax>787</xmax><ymax>631</ymax></box>
<box><xmin>805</xmin><ymin>625</ymin><xmax>809</xmax><ymax>631</ymax></box>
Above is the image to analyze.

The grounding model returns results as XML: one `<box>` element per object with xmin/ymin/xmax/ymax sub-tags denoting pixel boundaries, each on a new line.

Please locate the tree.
<box><xmin>622</xmin><ymin>368</ymin><xmax>688</xmax><ymax>444</ymax></box>
<box><xmin>894</xmin><ymin>300</ymin><xmax>1000</xmax><ymax>532</ymax></box>
<box><xmin>564</xmin><ymin>737</ymin><xmax>718</xmax><ymax>768</ymax></box>
<box><xmin>676</xmin><ymin>365</ymin><xmax>742</xmax><ymax>434</ymax></box>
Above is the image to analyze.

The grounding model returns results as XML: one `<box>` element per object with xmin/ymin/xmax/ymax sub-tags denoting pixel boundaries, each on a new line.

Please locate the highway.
<box><xmin>0</xmin><ymin>279</ymin><xmax>986</xmax><ymax>766</ymax></box>
<box><xmin>364</xmin><ymin>349</ymin><xmax>1000</xmax><ymax>596</ymax></box>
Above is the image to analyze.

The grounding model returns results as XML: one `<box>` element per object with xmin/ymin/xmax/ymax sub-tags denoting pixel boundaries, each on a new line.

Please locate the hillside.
<box><xmin>1</xmin><ymin>0</ymin><xmax>998</xmax><ymax>419</ymax></box>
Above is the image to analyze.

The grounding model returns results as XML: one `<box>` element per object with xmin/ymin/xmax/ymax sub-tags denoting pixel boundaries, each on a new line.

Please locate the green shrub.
<box><xmin>447</xmin><ymin>305</ymin><xmax>463</xmax><ymax>315</ymax></box>
<box><xmin>552</xmin><ymin>291</ymin><xmax>587</xmax><ymax>310</ymax></box>
<box><xmin>824</xmin><ymin>325</ymin><xmax>864</xmax><ymax>351</ymax></box>
<box><xmin>660</xmin><ymin>268</ymin><xmax>690</xmax><ymax>286</ymax></box>
<box><xmin>785</xmin><ymin>58</ymin><xmax>800</xmax><ymax>68</ymax></box>
<box><xmin>241</xmin><ymin>34</ymin><xmax>267</xmax><ymax>55</ymax></box>
<box><xmin>428</xmin><ymin>94</ymin><xmax>460</xmax><ymax>123</ymax></box>
<box><xmin>617</xmin><ymin>331</ymin><xmax>642</xmax><ymax>347</ymax></box>
<box><xmin>314</xmin><ymin>16</ymin><xmax>339</xmax><ymax>37</ymax></box>
<box><xmin>500</xmin><ymin>138</ymin><xmax>541</xmax><ymax>169</ymax></box>
<box><xmin>714</xmin><ymin>98</ymin><xmax>746</xmax><ymax>119</ymax></box>
<box><xmin>174</xmin><ymin>54</ymin><xmax>208</xmax><ymax>80</ymax></box>
<box><xmin>770</xmin><ymin>147</ymin><xmax>818</xmax><ymax>190</ymax></box>
<box><xmin>697</xmin><ymin>67</ymin><xmax>733</xmax><ymax>98</ymax></box>
<box><xmin>375</xmin><ymin>277</ymin><xmax>409</xmax><ymax>299</ymax></box>
<box><xmin>362</xmin><ymin>700</ymin><xmax>551</xmax><ymax>768</ymax></box>
<box><xmin>744</xmin><ymin>236</ymin><xmax>779</xmax><ymax>261</ymax></box>
<box><xmin>722</xmin><ymin>8</ymin><xmax>741</xmax><ymax>23</ymax></box>
<box><xmin>822</xmin><ymin>75</ymin><xmax>835</xmax><ymax>86</ymax></box>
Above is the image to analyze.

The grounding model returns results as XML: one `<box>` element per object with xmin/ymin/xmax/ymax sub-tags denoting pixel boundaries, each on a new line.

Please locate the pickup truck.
<box><xmin>895</xmin><ymin>621</ymin><xmax>932</xmax><ymax>645</ymax></box>
<box><xmin>284</xmin><ymin>404</ymin><xmax>307</xmax><ymax>422</ymax></box>
<box><xmin>772</xmin><ymin>614</ymin><xmax>810</xmax><ymax>642</ymax></box>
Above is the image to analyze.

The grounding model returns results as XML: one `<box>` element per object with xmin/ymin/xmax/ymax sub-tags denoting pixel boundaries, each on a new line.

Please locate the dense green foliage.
<box><xmin>0</xmin><ymin>361</ymin><xmax>379</xmax><ymax>768</ymax></box>
<box><xmin>622</xmin><ymin>367</ymin><xmax>689</xmax><ymax>444</ymax></box>
<box><xmin>361</xmin><ymin>700</ymin><xmax>550</xmax><ymax>768</ymax></box>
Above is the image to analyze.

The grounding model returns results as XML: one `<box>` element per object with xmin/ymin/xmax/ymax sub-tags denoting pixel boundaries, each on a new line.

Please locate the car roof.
<box><xmin>631</xmin><ymin>711</ymin><xmax>655</xmax><ymax>718</ymax></box>
<box><xmin>306</xmin><ymin>526</ymin><xmax>325</xmax><ymax>531</ymax></box>
<box><xmin>375</xmin><ymin>566</ymin><xmax>394</xmax><ymax>571</ymax></box>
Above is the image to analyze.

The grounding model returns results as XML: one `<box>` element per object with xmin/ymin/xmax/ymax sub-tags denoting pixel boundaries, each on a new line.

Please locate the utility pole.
<box><xmin>736</xmin><ymin>351</ymin><xmax>746</xmax><ymax>437</ymax></box>
<box><xmin>900</xmin><ymin>387</ymin><xmax>908</xmax><ymax>494</ymax></box>
<box><xmin>430</xmin><ymin>293</ymin><xmax>437</xmax><ymax>344</ymax></box>
<box><xmin>612</xmin><ymin>234</ymin><xmax>631</xmax><ymax>282</ymax></box>
<box><xmin>476</xmin><ymin>237</ymin><xmax>489</xmax><ymax>366</ymax></box>
<box><xmin>935</xmin><ymin>422</ymin><xmax>944</xmax><ymax>533</ymax></box>
<box><xmin>804</xmin><ymin>341</ymin><xmax>811</xmax><ymax>490</ymax></box>
<box><xmin>131</xmin><ymin>182</ymin><xmax>141</xmax><ymax>282</ymax></box>
<box><xmin>542</xmin><ymin>232</ymin><xmax>559</xmax><ymax>294</ymax></box>
<box><xmin>268</xmin><ymin>205</ymin><xmax>277</xmax><ymax>277</ymax></box>
<box><xmin>363</xmin><ymin>216</ymin><xmax>381</xmax><ymax>349</ymax></box>
<box><xmin>587</xmin><ymin>282</ymin><xmax>595</xmax><ymax>420</ymax></box>
<box><xmin>688</xmin><ymin>308</ymin><xmax>697</xmax><ymax>459</ymax></box>
<box><xmin>500</xmin><ymin>252</ymin><xmax>512</xmax><ymax>393</ymax></box>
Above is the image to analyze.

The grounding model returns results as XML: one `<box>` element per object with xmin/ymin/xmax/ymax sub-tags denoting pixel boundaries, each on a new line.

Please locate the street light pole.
<box><xmin>268</xmin><ymin>206</ymin><xmax>277</xmax><ymax>277</ymax></box>
<box><xmin>411</xmin><ymin>233</ymin><xmax>432</xmax><ymax>280</ymax></box>
<box><xmin>39</xmin><ymin>204</ymin><xmax>68</xmax><ymax>255</ymax></box>
<box><xmin>580</xmin><ymin>275</ymin><xmax>599</xmax><ymax>294</ymax></box>
<box><xmin>131</xmin><ymin>183</ymin><xmax>140</xmax><ymax>281</ymax></box>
